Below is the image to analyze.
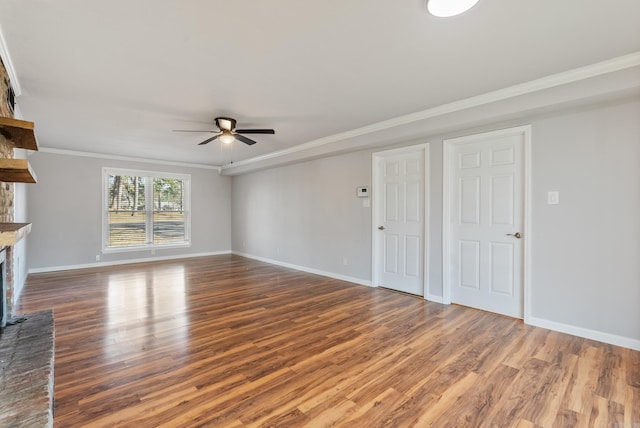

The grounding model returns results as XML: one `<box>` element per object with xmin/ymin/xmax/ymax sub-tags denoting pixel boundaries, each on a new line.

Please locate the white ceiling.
<box><xmin>1</xmin><ymin>0</ymin><xmax>639</xmax><ymax>172</ymax></box>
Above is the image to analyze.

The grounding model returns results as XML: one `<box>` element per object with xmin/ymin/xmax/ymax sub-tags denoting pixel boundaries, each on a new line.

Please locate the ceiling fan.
<box><xmin>174</xmin><ymin>117</ymin><xmax>275</xmax><ymax>146</ymax></box>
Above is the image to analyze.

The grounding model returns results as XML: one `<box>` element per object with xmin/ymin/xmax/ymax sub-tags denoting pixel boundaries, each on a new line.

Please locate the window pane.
<box><xmin>153</xmin><ymin>211</ymin><xmax>185</xmax><ymax>244</ymax></box>
<box><xmin>107</xmin><ymin>175</ymin><xmax>147</xmax><ymax>247</ymax></box>
<box><xmin>153</xmin><ymin>178</ymin><xmax>184</xmax><ymax>212</ymax></box>
<box><xmin>152</xmin><ymin>178</ymin><xmax>186</xmax><ymax>244</ymax></box>
<box><xmin>109</xmin><ymin>211</ymin><xmax>147</xmax><ymax>247</ymax></box>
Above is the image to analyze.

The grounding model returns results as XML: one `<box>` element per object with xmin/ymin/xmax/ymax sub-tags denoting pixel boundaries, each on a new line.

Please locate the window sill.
<box><xmin>102</xmin><ymin>242</ymin><xmax>191</xmax><ymax>254</ymax></box>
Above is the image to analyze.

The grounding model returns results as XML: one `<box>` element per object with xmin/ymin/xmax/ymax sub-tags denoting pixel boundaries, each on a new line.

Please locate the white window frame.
<box><xmin>102</xmin><ymin>167</ymin><xmax>191</xmax><ymax>253</ymax></box>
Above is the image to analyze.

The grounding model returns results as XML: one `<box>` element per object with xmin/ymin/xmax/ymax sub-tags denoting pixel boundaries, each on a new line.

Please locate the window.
<box><xmin>103</xmin><ymin>168</ymin><xmax>190</xmax><ymax>251</ymax></box>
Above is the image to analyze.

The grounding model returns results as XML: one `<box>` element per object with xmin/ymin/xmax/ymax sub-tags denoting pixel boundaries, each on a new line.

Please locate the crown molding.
<box><xmin>39</xmin><ymin>147</ymin><xmax>222</xmax><ymax>171</ymax></box>
<box><xmin>0</xmin><ymin>24</ymin><xmax>22</xmax><ymax>96</ymax></box>
<box><xmin>221</xmin><ymin>51</ymin><xmax>640</xmax><ymax>175</ymax></box>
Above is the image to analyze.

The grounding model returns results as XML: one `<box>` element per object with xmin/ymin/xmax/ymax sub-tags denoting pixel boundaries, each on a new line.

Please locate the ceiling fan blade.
<box><xmin>173</xmin><ymin>129</ymin><xmax>216</xmax><ymax>133</ymax></box>
<box><xmin>235</xmin><ymin>129</ymin><xmax>275</xmax><ymax>134</ymax></box>
<box><xmin>235</xmin><ymin>134</ymin><xmax>257</xmax><ymax>145</ymax></box>
<box><xmin>198</xmin><ymin>135</ymin><xmax>220</xmax><ymax>145</ymax></box>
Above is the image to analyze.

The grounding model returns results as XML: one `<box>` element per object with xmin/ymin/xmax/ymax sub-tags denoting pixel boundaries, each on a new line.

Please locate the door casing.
<box><xmin>372</xmin><ymin>144</ymin><xmax>430</xmax><ymax>297</ymax></box>
<box><xmin>442</xmin><ymin>125</ymin><xmax>532</xmax><ymax>322</ymax></box>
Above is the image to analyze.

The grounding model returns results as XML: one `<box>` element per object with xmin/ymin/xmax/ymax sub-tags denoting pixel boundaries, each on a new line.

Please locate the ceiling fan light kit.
<box><xmin>174</xmin><ymin>116</ymin><xmax>275</xmax><ymax>147</ymax></box>
<box><xmin>219</xmin><ymin>130</ymin><xmax>235</xmax><ymax>145</ymax></box>
<box><xmin>427</xmin><ymin>0</ymin><xmax>480</xmax><ymax>17</ymax></box>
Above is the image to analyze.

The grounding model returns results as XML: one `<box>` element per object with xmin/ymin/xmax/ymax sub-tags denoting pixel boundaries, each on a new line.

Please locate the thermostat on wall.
<box><xmin>357</xmin><ymin>187</ymin><xmax>369</xmax><ymax>198</ymax></box>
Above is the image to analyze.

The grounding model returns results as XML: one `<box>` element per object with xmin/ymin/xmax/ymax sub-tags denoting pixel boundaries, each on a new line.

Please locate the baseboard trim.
<box><xmin>425</xmin><ymin>293</ymin><xmax>445</xmax><ymax>304</ymax></box>
<box><xmin>27</xmin><ymin>251</ymin><xmax>232</xmax><ymax>274</ymax></box>
<box><xmin>527</xmin><ymin>316</ymin><xmax>640</xmax><ymax>351</ymax></box>
<box><xmin>233</xmin><ymin>251</ymin><xmax>373</xmax><ymax>287</ymax></box>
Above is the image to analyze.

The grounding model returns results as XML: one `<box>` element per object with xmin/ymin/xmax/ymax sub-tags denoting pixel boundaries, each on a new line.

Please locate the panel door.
<box><xmin>448</xmin><ymin>133</ymin><xmax>524</xmax><ymax>317</ymax></box>
<box><xmin>376</xmin><ymin>150</ymin><xmax>424</xmax><ymax>296</ymax></box>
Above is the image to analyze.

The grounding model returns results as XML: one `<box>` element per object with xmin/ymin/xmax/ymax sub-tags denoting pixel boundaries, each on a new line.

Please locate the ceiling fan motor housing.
<box><xmin>215</xmin><ymin>117</ymin><xmax>236</xmax><ymax>131</ymax></box>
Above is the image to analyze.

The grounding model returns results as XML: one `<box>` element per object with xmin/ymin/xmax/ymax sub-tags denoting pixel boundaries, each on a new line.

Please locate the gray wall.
<box><xmin>232</xmin><ymin>143</ymin><xmax>446</xmax><ymax>290</ymax></box>
<box><xmin>529</xmin><ymin>98</ymin><xmax>640</xmax><ymax>340</ymax></box>
<box><xmin>26</xmin><ymin>152</ymin><xmax>231</xmax><ymax>270</ymax></box>
<box><xmin>231</xmin><ymin>96</ymin><xmax>640</xmax><ymax>343</ymax></box>
<box><xmin>232</xmin><ymin>151</ymin><xmax>373</xmax><ymax>281</ymax></box>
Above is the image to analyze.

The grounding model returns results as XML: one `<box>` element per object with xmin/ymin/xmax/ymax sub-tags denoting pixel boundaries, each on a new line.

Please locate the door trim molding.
<box><xmin>372</xmin><ymin>144</ymin><xmax>430</xmax><ymax>297</ymax></box>
<box><xmin>442</xmin><ymin>125</ymin><xmax>532</xmax><ymax>322</ymax></box>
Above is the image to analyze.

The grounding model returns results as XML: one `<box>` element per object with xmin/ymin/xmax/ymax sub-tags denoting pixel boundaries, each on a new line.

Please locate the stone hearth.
<box><xmin>0</xmin><ymin>310</ymin><xmax>55</xmax><ymax>427</ymax></box>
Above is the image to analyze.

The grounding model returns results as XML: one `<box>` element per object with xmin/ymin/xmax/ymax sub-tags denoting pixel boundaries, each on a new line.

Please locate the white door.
<box><xmin>445</xmin><ymin>127</ymin><xmax>527</xmax><ymax>318</ymax></box>
<box><xmin>373</xmin><ymin>146</ymin><xmax>426</xmax><ymax>296</ymax></box>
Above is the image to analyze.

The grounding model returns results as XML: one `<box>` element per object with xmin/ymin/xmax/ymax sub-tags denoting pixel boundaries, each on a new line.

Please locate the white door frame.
<box><xmin>372</xmin><ymin>144</ymin><xmax>430</xmax><ymax>297</ymax></box>
<box><xmin>442</xmin><ymin>125</ymin><xmax>532</xmax><ymax>322</ymax></box>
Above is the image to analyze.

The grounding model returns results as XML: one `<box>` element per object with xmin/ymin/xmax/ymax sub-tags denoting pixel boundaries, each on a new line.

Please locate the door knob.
<box><xmin>506</xmin><ymin>232</ymin><xmax>521</xmax><ymax>239</ymax></box>
<box><xmin>378</xmin><ymin>226</ymin><xmax>385</xmax><ymax>230</ymax></box>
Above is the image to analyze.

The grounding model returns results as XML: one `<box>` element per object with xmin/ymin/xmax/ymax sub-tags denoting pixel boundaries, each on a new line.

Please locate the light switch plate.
<box><xmin>548</xmin><ymin>191</ymin><xmax>560</xmax><ymax>205</ymax></box>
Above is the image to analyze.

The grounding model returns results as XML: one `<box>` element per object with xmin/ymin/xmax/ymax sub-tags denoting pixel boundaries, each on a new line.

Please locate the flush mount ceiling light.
<box><xmin>427</xmin><ymin>0</ymin><xmax>480</xmax><ymax>17</ymax></box>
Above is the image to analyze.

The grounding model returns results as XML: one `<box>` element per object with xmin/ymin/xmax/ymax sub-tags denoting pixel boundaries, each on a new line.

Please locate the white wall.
<box><xmin>231</xmin><ymin>96</ymin><xmax>640</xmax><ymax>347</ymax></box>
<box><xmin>26</xmin><ymin>152</ymin><xmax>231</xmax><ymax>270</ymax></box>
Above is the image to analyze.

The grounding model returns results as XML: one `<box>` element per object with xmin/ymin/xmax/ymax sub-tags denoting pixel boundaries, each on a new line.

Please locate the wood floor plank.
<box><xmin>594</xmin><ymin>345</ymin><xmax>627</xmax><ymax>406</ymax></box>
<box><xmin>513</xmin><ymin>420</ymin><xmax>541</xmax><ymax>428</ymax></box>
<box><xmin>552</xmin><ymin>408</ymin><xmax>581</xmax><ymax>428</ymax></box>
<box><xmin>519</xmin><ymin>353</ymin><xmax>579</xmax><ymax>427</ymax></box>
<box><xmin>480</xmin><ymin>357</ymin><xmax>552</xmax><ymax>426</ymax></box>
<box><xmin>563</xmin><ymin>344</ymin><xmax>605</xmax><ymax>416</ymax></box>
<box><xmin>412</xmin><ymin>372</ymin><xmax>481</xmax><ymax>426</ymax></box>
<box><xmin>13</xmin><ymin>254</ymin><xmax>640</xmax><ymax>427</ymax></box>
<box><xmin>629</xmin><ymin>347</ymin><xmax>640</xmax><ymax>388</ymax></box>
<box><xmin>625</xmin><ymin>386</ymin><xmax>640</xmax><ymax>427</ymax></box>
<box><xmin>429</xmin><ymin>363</ymin><xmax>519</xmax><ymax>428</ymax></box>
<box><xmin>337</xmin><ymin>387</ymin><xmax>406</xmax><ymax>427</ymax></box>
<box><xmin>589</xmin><ymin>395</ymin><xmax>625</xmax><ymax>428</ymax></box>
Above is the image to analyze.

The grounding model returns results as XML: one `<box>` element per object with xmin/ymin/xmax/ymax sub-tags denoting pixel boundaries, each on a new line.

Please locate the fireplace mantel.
<box><xmin>0</xmin><ymin>223</ymin><xmax>31</xmax><ymax>246</ymax></box>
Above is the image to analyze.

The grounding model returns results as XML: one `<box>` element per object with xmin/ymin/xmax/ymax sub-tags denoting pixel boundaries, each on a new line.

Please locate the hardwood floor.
<box><xmin>17</xmin><ymin>254</ymin><xmax>640</xmax><ymax>427</ymax></box>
